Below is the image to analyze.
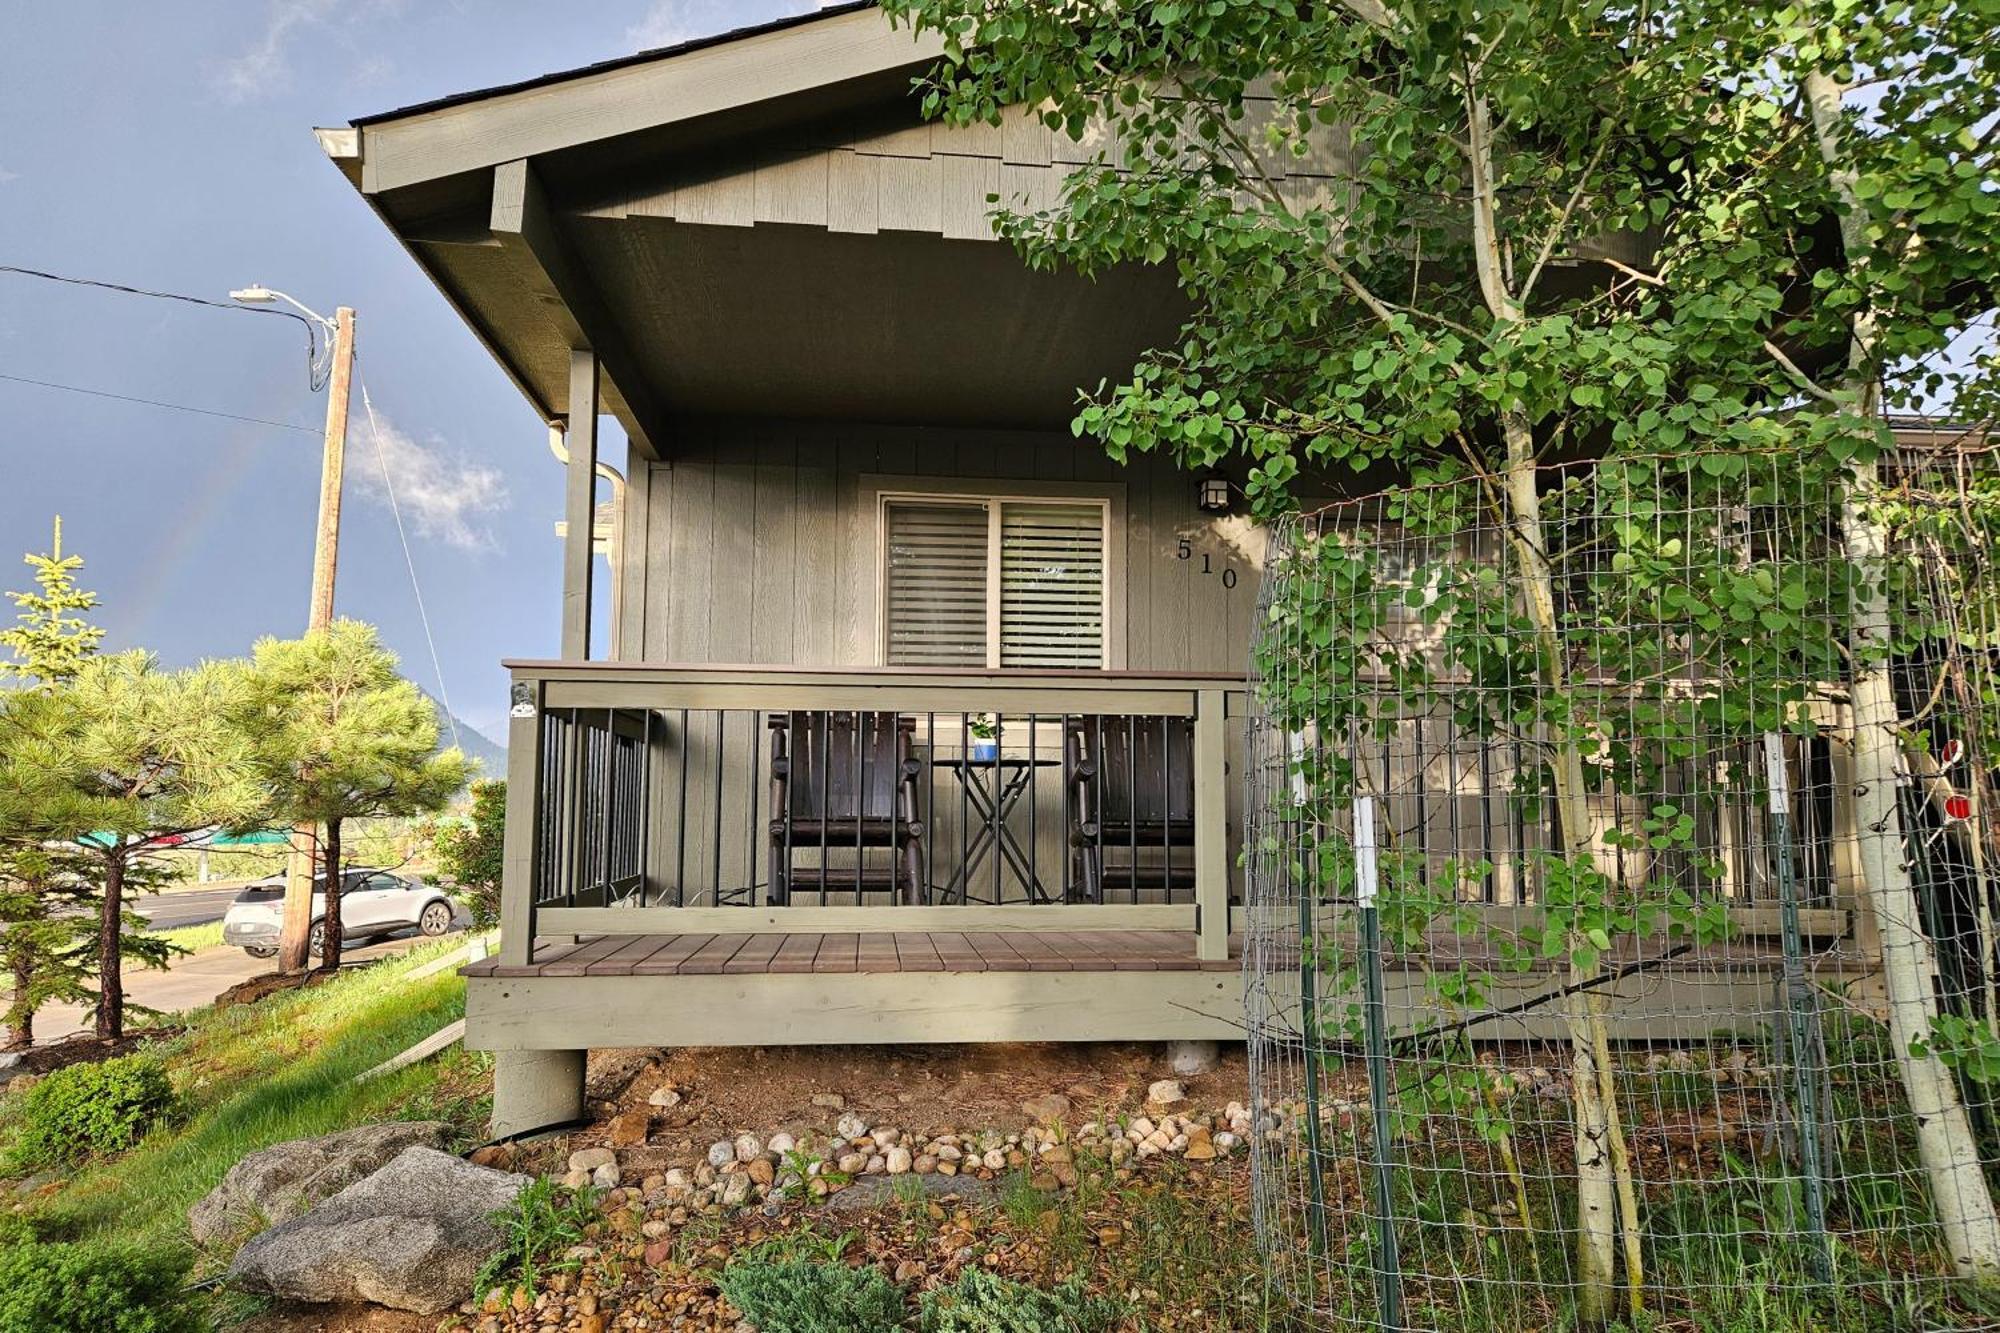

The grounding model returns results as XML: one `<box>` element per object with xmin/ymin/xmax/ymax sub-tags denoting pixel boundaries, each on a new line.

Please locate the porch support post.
<box><xmin>562</xmin><ymin>348</ymin><xmax>599</xmax><ymax>660</ymax></box>
<box><xmin>498</xmin><ymin>675</ymin><xmax>545</xmax><ymax>967</ymax></box>
<box><xmin>491</xmin><ymin>1048</ymin><xmax>586</xmax><ymax>1139</ymax></box>
<box><xmin>1194</xmin><ymin>688</ymin><xmax>1230</xmax><ymax>962</ymax></box>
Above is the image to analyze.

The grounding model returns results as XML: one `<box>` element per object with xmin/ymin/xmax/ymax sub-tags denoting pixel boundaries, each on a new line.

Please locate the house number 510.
<box><xmin>1177</xmin><ymin>538</ymin><xmax>1238</xmax><ymax>588</ymax></box>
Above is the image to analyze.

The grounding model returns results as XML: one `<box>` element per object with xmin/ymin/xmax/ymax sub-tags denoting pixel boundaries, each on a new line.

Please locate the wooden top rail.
<box><xmin>511</xmin><ymin>662</ymin><xmax>1246</xmax><ymax>716</ymax></box>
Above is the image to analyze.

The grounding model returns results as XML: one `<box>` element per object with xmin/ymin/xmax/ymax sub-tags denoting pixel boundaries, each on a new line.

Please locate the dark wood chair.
<box><xmin>1064</xmin><ymin>715</ymin><xmax>1197</xmax><ymax>902</ymax></box>
<box><xmin>768</xmin><ymin>711</ymin><xmax>925</xmax><ymax>904</ymax></box>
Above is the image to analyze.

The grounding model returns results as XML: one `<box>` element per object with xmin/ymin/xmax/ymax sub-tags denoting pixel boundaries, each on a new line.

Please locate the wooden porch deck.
<box><xmin>465</xmin><ymin>930</ymin><xmax>1244</xmax><ymax>978</ymax></box>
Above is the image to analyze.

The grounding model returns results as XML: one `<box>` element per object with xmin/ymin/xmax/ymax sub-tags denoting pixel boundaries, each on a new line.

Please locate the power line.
<box><xmin>357</xmin><ymin>369</ymin><xmax>461</xmax><ymax>753</ymax></box>
<box><xmin>0</xmin><ymin>370</ymin><xmax>322</xmax><ymax>434</ymax></box>
<box><xmin>0</xmin><ymin>263</ymin><xmax>328</xmax><ymax>388</ymax></box>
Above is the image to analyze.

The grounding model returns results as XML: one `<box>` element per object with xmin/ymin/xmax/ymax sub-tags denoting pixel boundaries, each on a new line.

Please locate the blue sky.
<box><xmin>0</xmin><ymin>1</ymin><xmax>814</xmax><ymax>742</ymax></box>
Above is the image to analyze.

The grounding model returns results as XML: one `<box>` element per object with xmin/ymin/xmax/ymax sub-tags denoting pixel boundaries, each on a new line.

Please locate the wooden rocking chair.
<box><xmin>768</xmin><ymin>711</ymin><xmax>925</xmax><ymax>905</ymax></box>
<box><xmin>1064</xmin><ymin>715</ymin><xmax>1197</xmax><ymax>902</ymax></box>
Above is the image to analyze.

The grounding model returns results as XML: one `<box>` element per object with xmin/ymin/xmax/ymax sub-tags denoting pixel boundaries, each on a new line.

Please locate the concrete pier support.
<box><xmin>491</xmin><ymin>1048</ymin><xmax>586</xmax><ymax>1139</ymax></box>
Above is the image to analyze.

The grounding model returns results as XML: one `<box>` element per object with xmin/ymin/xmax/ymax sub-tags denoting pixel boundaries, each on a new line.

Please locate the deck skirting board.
<box><xmin>464</xmin><ymin>963</ymin><xmax>1883</xmax><ymax>1050</ymax></box>
<box><xmin>468</xmin><ymin>970</ymin><xmax>1244</xmax><ymax>1048</ymax></box>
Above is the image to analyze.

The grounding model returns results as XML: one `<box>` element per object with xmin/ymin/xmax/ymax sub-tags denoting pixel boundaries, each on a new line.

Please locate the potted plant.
<box><xmin>967</xmin><ymin>713</ymin><xmax>999</xmax><ymax>762</ymax></box>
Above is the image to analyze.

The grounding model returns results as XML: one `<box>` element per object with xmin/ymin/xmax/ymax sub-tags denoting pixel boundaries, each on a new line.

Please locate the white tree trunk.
<box><xmin>1843</xmin><ymin>467</ymin><xmax>2000</xmax><ymax>1278</ymax></box>
<box><xmin>1802</xmin><ymin>66</ymin><xmax>2000</xmax><ymax>1281</ymax></box>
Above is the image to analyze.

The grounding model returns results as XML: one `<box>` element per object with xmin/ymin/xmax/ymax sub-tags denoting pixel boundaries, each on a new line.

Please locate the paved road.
<box><xmin>35</xmin><ymin>925</ymin><xmax>466</xmax><ymax>1043</ymax></box>
<box><xmin>133</xmin><ymin>884</ymin><xmax>248</xmax><ymax>930</ymax></box>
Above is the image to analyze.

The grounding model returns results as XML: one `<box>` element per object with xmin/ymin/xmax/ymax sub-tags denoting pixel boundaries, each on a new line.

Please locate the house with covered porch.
<box><xmin>321</xmin><ymin>3</ymin><xmax>1880</xmax><ymax>1137</ymax></box>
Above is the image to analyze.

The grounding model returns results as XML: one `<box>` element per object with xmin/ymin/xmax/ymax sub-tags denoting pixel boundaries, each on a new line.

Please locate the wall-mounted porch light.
<box><xmin>1196</xmin><ymin>474</ymin><xmax>1233</xmax><ymax>514</ymax></box>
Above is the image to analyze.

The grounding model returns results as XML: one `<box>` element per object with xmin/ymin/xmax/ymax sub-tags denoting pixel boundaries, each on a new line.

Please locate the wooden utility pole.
<box><xmin>279</xmin><ymin>306</ymin><xmax>356</xmax><ymax>974</ymax></box>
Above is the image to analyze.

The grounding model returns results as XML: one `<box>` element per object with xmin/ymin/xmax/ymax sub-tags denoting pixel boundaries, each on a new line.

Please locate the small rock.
<box><xmin>746</xmin><ymin>1158</ymin><xmax>776</xmax><ymax>1188</ymax></box>
<box><xmin>591</xmin><ymin>1162</ymin><xmax>620</xmax><ymax>1190</ymax></box>
<box><xmin>733</xmin><ymin>1134</ymin><xmax>763</xmax><ymax>1163</ymax></box>
<box><xmin>569</xmin><ymin>1148</ymin><xmax>616</xmax><ymax>1173</ymax></box>
<box><xmin>607</xmin><ymin>1110</ymin><xmax>651</xmax><ymax>1149</ymax></box>
<box><xmin>1019</xmin><ymin>1094</ymin><xmax>1072</xmax><ymax>1123</ymax></box>
<box><xmin>811</xmin><ymin>1092</ymin><xmax>846</xmax><ymax>1110</ymax></box>
<box><xmin>467</xmin><ymin>1145</ymin><xmax>516</xmax><ymax>1171</ymax></box>
<box><xmin>718</xmin><ymin>1174</ymin><xmax>753</xmax><ymax>1206</ymax></box>
<box><xmin>836</xmin><ymin>1112</ymin><xmax>869</xmax><ymax>1139</ymax></box>
<box><xmin>767</xmin><ymin>1132</ymin><xmax>797</xmax><ymax>1156</ymax></box>
<box><xmin>836</xmin><ymin>1153</ymin><xmax>867</xmax><ymax>1175</ymax></box>
<box><xmin>647</xmin><ymin>1085</ymin><xmax>682</xmax><ymax>1109</ymax></box>
<box><xmin>865</xmin><ymin>1155</ymin><xmax>886</xmax><ymax>1175</ymax></box>
<box><xmin>1147</xmin><ymin>1079</ymin><xmax>1187</xmax><ymax>1107</ymax></box>
<box><xmin>886</xmin><ymin>1146</ymin><xmax>913</xmax><ymax>1174</ymax></box>
<box><xmin>913</xmin><ymin>1154</ymin><xmax>938</xmax><ymax>1174</ymax></box>
<box><xmin>560</xmin><ymin>1168</ymin><xmax>591</xmax><ymax>1190</ymax></box>
<box><xmin>981</xmin><ymin>1149</ymin><xmax>1007</xmax><ymax>1171</ymax></box>
<box><xmin>707</xmin><ymin>1141</ymin><xmax>735</xmax><ymax>1169</ymax></box>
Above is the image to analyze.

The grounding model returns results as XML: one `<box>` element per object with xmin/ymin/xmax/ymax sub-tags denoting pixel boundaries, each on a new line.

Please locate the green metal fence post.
<box><xmin>1356</xmin><ymin>796</ymin><xmax>1404</xmax><ymax>1330</ymax></box>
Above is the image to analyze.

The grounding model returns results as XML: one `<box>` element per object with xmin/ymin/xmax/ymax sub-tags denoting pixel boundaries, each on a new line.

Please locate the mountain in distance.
<box><xmin>419</xmin><ymin>690</ymin><xmax>508</xmax><ymax>778</ymax></box>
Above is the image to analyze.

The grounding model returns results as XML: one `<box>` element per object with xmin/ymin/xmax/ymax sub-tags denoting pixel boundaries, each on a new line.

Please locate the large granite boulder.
<box><xmin>189</xmin><ymin>1121</ymin><xmax>450</xmax><ymax>1246</ymax></box>
<box><xmin>228</xmin><ymin>1146</ymin><xmax>528</xmax><ymax>1314</ymax></box>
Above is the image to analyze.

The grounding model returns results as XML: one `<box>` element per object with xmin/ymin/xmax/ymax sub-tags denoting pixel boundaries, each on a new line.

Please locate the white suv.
<box><xmin>221</xmin><ymin>869</ymin><xmax>458</xmax><ymax>958</ymax></box>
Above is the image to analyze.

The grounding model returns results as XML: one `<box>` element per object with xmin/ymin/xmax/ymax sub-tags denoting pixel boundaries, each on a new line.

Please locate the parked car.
<box><xmin>221</xmin><ymin>869</ymin><xmax>457</xmax><ymax>959</ymax></box>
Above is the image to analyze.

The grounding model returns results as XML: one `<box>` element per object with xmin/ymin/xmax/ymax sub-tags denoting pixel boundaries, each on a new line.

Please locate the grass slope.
<box><xmin>2</xmin><ymin>938</ymin><xmax>489</xmax><ymax>1258</ymax></box>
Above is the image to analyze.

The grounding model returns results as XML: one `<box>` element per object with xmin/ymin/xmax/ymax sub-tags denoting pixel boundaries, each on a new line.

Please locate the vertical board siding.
<box><xmin>631</xmin><ymin>426</ymin><xmax>1251</xmax><ymax>675</ymax></box>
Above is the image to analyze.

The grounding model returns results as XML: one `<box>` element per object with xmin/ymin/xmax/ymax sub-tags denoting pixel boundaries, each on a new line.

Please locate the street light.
<box><xmin>230</xmin><ymin>284</ymin><xmax>338</xmax><ymax>331</ymax></box>
<box><xmin>233</xmin><ymin>282</ymin><xmax>356</xmax><ymax>975</ymax></box>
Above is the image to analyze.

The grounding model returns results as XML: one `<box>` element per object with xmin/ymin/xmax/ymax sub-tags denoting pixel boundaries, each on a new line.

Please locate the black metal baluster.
<box><xmin>1060</xmin><ymin>715</ymin><xmax>1072</xmax><ymax>904</ymax></box>
<box><xmin>959</xmin><ymin>712</ymin><xmax>971</xmax><ymax>904</ymax></box>
<box><xmin>1127</xmin><ymin>714</ymin><xmax>1138</xmax><ymax>907</ymax></box>
<box><xmin>855</xmin><ymin>712</ymin><xmax>866</xmax><ymax>903</ymax></box>
<box><xmin>1093</xmin><ymin>714</ymin><xmax>1106</xmax><ymax>905</ymax></box>
<box><xmin>1029</xmin><ymin>713</ymin><xmax>1039</xmax><ymax>905</ymax></box>
<box><xmin>992</xmin><ymin>711</ymin><xmax>1003</xmax><ymax>905</ymax></box>
<box><xmin>926</xmin><ymin>712</ymin><xmax>937</xmax><ymax>904</ymax></box>
<box><xmin>676</xmin><ymin>708</ymin><xmax>690</xmax><ymax>908</ymax></box>
<box><xmin>818</xmin><ymin>712</ymin><xmax>830</xmax><ymax>906</ymax></box>
<box><xmin>1160</xmin><ymin>716</ymin><xmax>1172</xmax><ymax>904</ymax></box>
<box><xmin>600</xmin><ymin>714</ymin><xmax>615</xmax><ymax>900</ymax></box>
<box><xmin>711</xmin><ymin>711</ymin><xmax>726</xmax><ymax>907</ymax></box>
<box><xmin>746</xmin><ymin>711</ymin><xmax>761</xmax><ymax>904</ymax></box>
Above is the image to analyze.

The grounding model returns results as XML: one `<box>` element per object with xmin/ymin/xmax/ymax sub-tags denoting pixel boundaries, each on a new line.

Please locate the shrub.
<box><xmin>12</xmin><ymin>1054</ymin><xmax>178</xmax><ymax>1166</ymax></box>
<box><xmin>919</xmin><ymin>1269</ymin><xmax>1123</xmax><ymax>1333</ymax></box>
<box><xmin>0</xmin><ymin>1237</ymin><xmax>198</xmax><ymax>1333</ymax></box>
<box><xmin>474</xmin><ymin>1177</ymin><xmax>596</xmax><ymax>1301</ymax></box>
<box><xmin>718</xmin><ymin>1256</ymin><xmax>907</xmax><ymax>1333</ymax></box>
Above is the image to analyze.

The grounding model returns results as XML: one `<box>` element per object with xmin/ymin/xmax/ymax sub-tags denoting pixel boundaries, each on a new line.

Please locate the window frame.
<box><xmin>864</xmin><ymin>475</ymin><xmax>1126</xmax><ymax>671</ymax></box>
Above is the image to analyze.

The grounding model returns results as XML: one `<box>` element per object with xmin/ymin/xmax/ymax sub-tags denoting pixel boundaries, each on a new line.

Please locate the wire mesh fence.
<box><xmin>1245</xmin><ymin>441</ymin><xmax>2000</xmax><ymax>1331</ymax></box>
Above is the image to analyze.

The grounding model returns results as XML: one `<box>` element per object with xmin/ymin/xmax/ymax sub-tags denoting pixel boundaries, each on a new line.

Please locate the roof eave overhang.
<box><xmin>316</xmin><ymin>6</ymin><xmax>946</xmax><ymax>459</ymax></box>
<box><xmin>339</xmin><ymin>5</ymin><xmax>940</xmax><ymax>197</ymax></box>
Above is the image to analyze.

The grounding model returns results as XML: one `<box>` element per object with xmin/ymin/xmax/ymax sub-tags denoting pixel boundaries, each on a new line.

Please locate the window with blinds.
<box><xmin>881</xmin><ymin>496</ymin><xmax>1107</xmax><ymax>669</ymax></box>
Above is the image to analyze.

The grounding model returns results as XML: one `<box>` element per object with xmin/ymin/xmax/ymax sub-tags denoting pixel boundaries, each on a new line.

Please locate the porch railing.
<box><xmin>497</xmin><ymin>663</ymin><xmax>1248</xmax><ymax>964</ymax></box>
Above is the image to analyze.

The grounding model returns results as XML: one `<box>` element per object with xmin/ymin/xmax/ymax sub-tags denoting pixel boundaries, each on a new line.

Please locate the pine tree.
<box><xmin>45</xmin><ymin>653</ymin><xmax>262</xmax><ymax>1038</ymax></box>
<box><xmin>0</xmin><ymin>519</ymin><xmax>108</xmax><ymax>1046</ymax></box>
<box><xmin>237</xmin><ymin>621</ymin><xmax>471</xmax><ymax>970</ymax></box>
<box><xmin>1</xmin><ymin>517</ymin><xmax>104</xmax><ymax>686</ymax></box>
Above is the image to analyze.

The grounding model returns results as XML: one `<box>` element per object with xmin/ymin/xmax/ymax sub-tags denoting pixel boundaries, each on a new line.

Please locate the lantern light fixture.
<box><xmin>1197</xmin><ymin>474</ymin><xmax>1233</xmax><ymax>513</ymax></box>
